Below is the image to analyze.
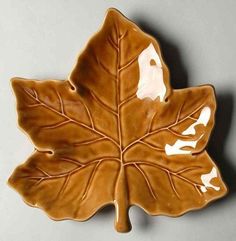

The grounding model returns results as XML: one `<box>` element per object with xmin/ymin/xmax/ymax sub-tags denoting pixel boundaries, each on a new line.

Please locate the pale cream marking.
<box><xmin>182</xmin><ymin>107</ymin><xmax>211</xmax><ymax>135</ymax></box>
<box><xmin>165</xmin><ymin>106</ymin><xmax>211</xmax><ymax>156</ymax></box>
<box><xmin>165</xmin><ymin>135</ymin><xmax>203</xmax><ymax>156</ymax></box>
<box><xmin>136</xmin><ymin>43</ymin><xmax>166</xmax><ymax>101</ymax></box>
<box><xmin>200</xmin><ymin>167</ymin><xmax>220</xmax><ymax>193</ymax></box>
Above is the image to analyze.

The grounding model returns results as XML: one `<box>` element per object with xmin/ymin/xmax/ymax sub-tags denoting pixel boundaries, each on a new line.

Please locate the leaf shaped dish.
<box><xmin>9</xmin><ymin>8</ymin><xmax>227</xmax><ymax>232</ymax></box>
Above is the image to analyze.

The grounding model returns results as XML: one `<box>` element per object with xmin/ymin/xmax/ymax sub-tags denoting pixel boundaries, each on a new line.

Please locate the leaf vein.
<box><xmin>23</xmin><ymin>88</ymin><xmax>120</xmax><ymax>148</ymax></box>
<box><xmin>134</xmin><ymin>163</ymin><xmax>158</xmax><ymax>200</ymax></box>
<box><xmin>124</xmin><ymin>161</ymin><xmax>203</xmax><ymax>197</ymax></box>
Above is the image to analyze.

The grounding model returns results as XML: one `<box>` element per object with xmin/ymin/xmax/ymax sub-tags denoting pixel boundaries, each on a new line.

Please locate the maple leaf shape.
<box><xmin>9</xmin><ymin>8</ymin><xmax>227</xmax><ymax>232</ymax></box>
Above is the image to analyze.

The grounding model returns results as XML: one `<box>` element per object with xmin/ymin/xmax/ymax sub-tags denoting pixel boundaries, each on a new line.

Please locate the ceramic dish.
<box><xmin>9</xmin><ymin>8</ymin><xmax>227</xmax><ymax>232</ymax></box>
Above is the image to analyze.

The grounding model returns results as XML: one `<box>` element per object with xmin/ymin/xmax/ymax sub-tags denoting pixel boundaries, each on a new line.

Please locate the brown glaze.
<box><xmin>9</xmin><ymin>8</ymin><xmax>227</xmax><ymax>232</ymax></box>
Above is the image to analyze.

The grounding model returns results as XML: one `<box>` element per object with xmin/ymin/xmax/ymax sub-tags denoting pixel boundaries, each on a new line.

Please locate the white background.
<box><xmin>0</xmin><ymin>0</ymin><xmax>236</xmax><ymax>240</ymax></box>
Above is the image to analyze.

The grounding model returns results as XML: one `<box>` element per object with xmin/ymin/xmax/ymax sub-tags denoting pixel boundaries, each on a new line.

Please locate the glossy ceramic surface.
<box><xmin>9</xmin><ymin>8</ymin><xmax>227</xmax><ymax>232</ymax></box>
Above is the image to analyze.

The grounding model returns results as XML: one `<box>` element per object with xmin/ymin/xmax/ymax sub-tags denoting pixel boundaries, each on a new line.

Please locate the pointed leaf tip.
<box><xmin>105</xmin><ymin>8</ymin><xmax>125</xmax><ymax>20</ymax></box>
